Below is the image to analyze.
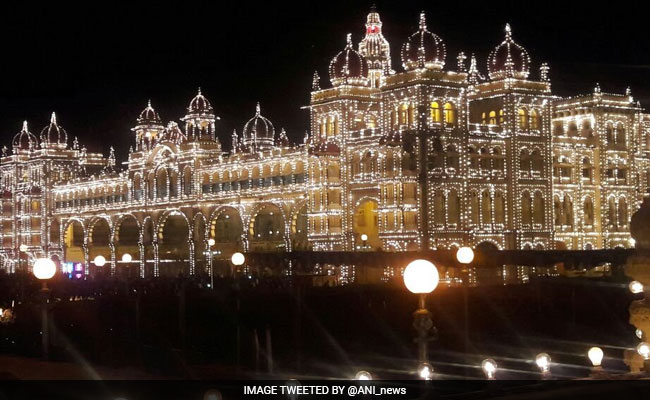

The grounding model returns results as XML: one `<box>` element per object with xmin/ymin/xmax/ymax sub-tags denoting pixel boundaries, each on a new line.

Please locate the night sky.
<box><xmin>1</xmin><ymin>1</ymin><xmax>649</xmax><ymax>161</ymax></box>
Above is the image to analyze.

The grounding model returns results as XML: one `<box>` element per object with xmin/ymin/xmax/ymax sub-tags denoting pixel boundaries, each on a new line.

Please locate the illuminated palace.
<box><xmin>1</xmin><ymin>9</ymin><xmax>649</xmax><ymax>276</ymax></box>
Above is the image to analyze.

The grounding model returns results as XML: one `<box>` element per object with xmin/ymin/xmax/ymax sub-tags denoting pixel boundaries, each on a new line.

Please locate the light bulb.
<box><xmin>355</xmin><ymin>370</ymin><xmax>372</xmax><ymax>380</ymax></box>
<box><xmin>418</xmin><ymin>362</ymin><xmax>433</xmax><ymax>380</ymax></box>
<box><xmin>637</xmin><ymin>342</ymin><xmax>650</xmax><ymax>360</ymax></box>
<box><xmin>481</xmin><ymin>359</ymin><xmax>497</xmax><ymax>379</ymax></box>
<box><xmin>588</xmin><ymin>347</ymin><xmax>603</xmax><ymax>367</ymax></box>
<box><xmin>33</xmin><ymin>258</ymin><xmax>56</xmax><ymax>280</ymax></box>
<box><xmin>629</xmin><ymin>281</ymin><xmax>644</xmax><ymax>294</ymax></box>
<box><xmin>121</xmin><ymin>253</ymin><xmax>132</xmax><ymax>262</ymax></box>
<box><xmin>456</xmin><ymin>247</ymin><xmax>474</xmax><ymax>264</ymax></box>
<box><xmin>636</xmin><ymin>329</ymin><xmax>644</xmax><ymax>340</ymax></box>
<box><xmin>535</xmin><ymin>353</ymin><xmax>551</xmax><ymax>373</ymax></box>
<box><xmin>94</xmin><ymin>255</ymin><xmax>106</xmax><ymax>267</ymax></box>
<box><xmin>403</xmin><ymin>259</ymin><xmax>439</xmax><ymax>294</ymax></box>
<box><xmin>231</xmin><ymin>252</ymin><xmax>245</xmax><ymax>266</ymax></box>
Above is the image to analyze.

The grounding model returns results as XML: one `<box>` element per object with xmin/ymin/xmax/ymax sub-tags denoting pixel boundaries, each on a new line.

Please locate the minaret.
<box><xmin>132</xmin><ymin>100</ymin><xmax>164</xmax><ymax>151</ymax></box>
<box><xmin>181</xmin><ymin>88</ymin><xmax>219</xmax><ymax>146</ymax></box>
<box><xmin>358</xmin><ymin>5</ymin><xmax>392</xmax><ymax>88</ymax></box>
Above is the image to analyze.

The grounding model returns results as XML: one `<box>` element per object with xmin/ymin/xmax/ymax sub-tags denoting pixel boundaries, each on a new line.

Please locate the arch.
<box><xmin>583</xmin><ymin>196</ymin><xmax>594</xmax><ymax>226</ymax></box>
<box><xmin>157</xmin><ymin>210</ymin><xmax>191</xmax><ymax>276</ymax></box>
<box><xmin>249</xmin><ymin>203</ymin><xmax>286</xmax><ymax>252</ymax></box>
<box><xmin>533</xmin><ymin>191</ymin><xmax>545</xmax><ymax>225</ymax></box>
<box><xmin>114</xmin><ymin>214</ymin><xmax>140</xmax><ymax>278</ymax></box>
<box><xmin>522</xmin><ymin>191</ymin><xmax>532</xmax><ymax>226</ymax></box>
<box><xmin>290</xmin><ymin>202</ymin><xmax>309</xmax><ymax>251</ymax></box>
<box><xmin>618</xmin><ymin>196</ymin><xmax>628</xmax><ymax>227</ymax></box>
<box><xmin>518</xmin><ymin>108</ymin><xmax>528</xmax><ymax>129</ymax></box>
<box><xmin>447</xmin><ymin>189</ymin><xmax>460</xmax><ymax>225</ymax></box>
<box><xmin>88</xmin><ymin>217</ymin><xmax>111</xmax><ymax>275</ymax></box>
<box><xmin>443</xmin><ymin>102</ymin><xmax>456</xmax><ymax>125</ymax></box>
<box><xmin>210</xmin><ymin>206</ymin><xmax>244</xmax><ymax>255</ymax></box>
<box><xmin>49</xmin><ymin>218</ymin><xmax>61</xmax><ymax>248</ymax></box>
<box><xmin>430</xmin><ymin>101</ymin><xmax>441</xmax><ymax>122</ymax></box>
<box><xmin>481</xmin><ymin>190</ymin><xmax>492</xmax><ymax>225</ymax></box>
<box><xmin>182</xmin><ymin>165</ymin><xmax>193</xmax><ymax>196</ymax></box>
<box><xmin>494</xmin><ymin>191</ymin><xmax>505</xmax><ymax>224</ymax></box>
<box><xmin>353</xmin><ymin>198</ymin><xmax>380</xmax><ymax>250</ymax></box>
<box><xmin>156</xmin><ymin>168</ymin><xmax>169</xmax><ymax>199</ymax></box>
<box><xmin>193</xmin><ymin>213</ymin><xmax>208</xmax><ymax>274</ymax></box>
<box><xmin>63</xmin><ymin>219</ymin><xmax>85</xmax><ymax>265</ymax></box>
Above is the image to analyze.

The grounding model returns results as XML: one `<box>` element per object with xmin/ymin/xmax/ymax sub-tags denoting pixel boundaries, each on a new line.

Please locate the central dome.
<box><xmin>401</xmin><ymin>12</ymin><xmax>446</xmax><ymax>71</ymax></box>
<box><xmin>329</xmin><ymin>34</ymin><xmax>368</xmax><ymax>87</ymax></box>
<box><xmin>242</xmin><ymin>103</ymin><xmax>275</xmax><ymax>151</ymax></box>
<box><xmin>188</xmin><ymin>88</ymin><xmax>213</xmax><ymax>113</ymax></box>
<box><xmin>137</xmin><ymin>100</ymin><xmax>162</xmax><ymax>125</ymax></box>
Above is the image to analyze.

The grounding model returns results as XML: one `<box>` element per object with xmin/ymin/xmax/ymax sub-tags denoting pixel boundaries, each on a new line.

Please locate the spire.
<box><xmin>22</xmin><ymin>121</ymin><xmax>28</xmax><ymax>132</ymax></box>
<box><xmin>72</xmin><ymin>136</ymin><xmax>79</xmax><ymax>150</ymax></box>
<box><xmin>277</xmin><ymin>128</ymin><xmax>289</xmax><ymax>146</ymax></box>
<box><xmin>255</xmin><ymin>102</ymin><xmax>261</xmax><ymax>116</ymax></box>
<box><xmin>419</xmin><ymin>11</ymin><xmax>427</xmax><ymax>30</ymax></box>
<box><xmin>346</xmin><ymin>33</ymin><xmax>353</xmax><ymax>48</ymax></box>
<box><xmin>594</xmin><ymin>82</ymin><xmax>601</xmax><ymax>94</ymax></box>
<box><xmin>468</xmin><ymin>53</ymin><xmax>484</xmax><ymax>86</ymax></box>
<box><xmin>231</xmin><ymin>129</ymin><xmax>239</xmax><ymax>154</ymax></box>
<box><xmin>540</xmin><ymin>62</ymin><xmax>550</xmax><ymax>82</ymax></box>
<box><xmin>50</xmin><ymin>112</ymin><xmax>57</xmax><ymax>125</ymax></box>
<box><xmin>457</xmin><ymin>52</ymin><xmax>467</xmax><ymax>72</ymax></box>
<box><xmin>197</xmin><ymin>87</ymin><xmax>202</xmax><ymax>95</ymax></box>
<box><xmin>505</xmin><ymin>23</ymin><xmax>512</xmax><ymax>39</ymax></box>
<box><xmin>626</xmin><ymin>86</ymin><xmax>632</xmax><ymax>96</ymax></box>
<box><xmin>108</xmin><ymin>146</ymin><xmax>115</xmax><ymax>167</ymax></box>
<box><xmin>312</xmin><ymin>71</ymin><xmax>321</xmax><ymax>91</ymax></box>
<box><xmin>303</xmin><ymin>130</ymin><xmax>310</xmax><ymax>145</ymax></box>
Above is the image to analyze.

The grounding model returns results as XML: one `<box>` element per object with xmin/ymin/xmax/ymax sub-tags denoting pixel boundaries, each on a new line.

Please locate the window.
<box><xmin>488</xmin><ymin>111</ymin><xmax>497</xmax><ymax>125</ymax></box>
<box><xmin>443</xmin><ymin>103</ymin><xmax>456</xmax><ymax>125</ymax></box>
<box><xmin>530</xmin><ymin>110</ymin><xmax>539</xmax><ymax>130</ymax></box>
<box><xmin>518</xmin><ymin>108</ymin><xmax>528</xmax><ymax>129</ymax></box>
<box><xmin>431</xmin><ymin>102</ymin><xmax>441</xmax><ymax>122</ymax></box>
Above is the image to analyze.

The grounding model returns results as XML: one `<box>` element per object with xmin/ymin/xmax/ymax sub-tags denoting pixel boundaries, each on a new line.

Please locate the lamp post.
<box><xmin>403</xmin><ymin>259</ymin><xmax>439</xmax><ymax>365</ymax></box>
<box><xmin>231</xmin><ymin>252</ymin><xmax>245</xmax><ymax>370</ymax></box>
<box><xmin>121</xmin><ymin>253</ymin><xmax>132</xmax><ymax>278</ymax></box>
<box><xmin>456</xmin><ymin>246</ymin><xmax>474</xmax><ymax>376</ymax></box>
<box><xmin>360</xmin><ymin>233</ymin><xmax>368</xmax><ymax>249</ymax></box>
<box><xmin>208</xmin><ymin>239</ymin><xmax>215</xmax><ymax>289</ymax></box>
<box><xmin>33</xmin><ymin>257</ymin><xmax>56</xmax><ymax>360</ymax></box>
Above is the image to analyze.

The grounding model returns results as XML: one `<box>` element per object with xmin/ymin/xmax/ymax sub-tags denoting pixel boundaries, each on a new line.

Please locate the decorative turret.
<box><xmin>329</xmin><ymin>34</ymin><xmax>368</xmax><ymax>87</ymax></box>
<box><xmin>401</xmin><ymin>12</ymin><xmax>446</xmax><ymax>71</ymax></box>
<box><xmin>12</xmin><ymin>121</ymin><xmax>38</xmax><ymax>152</ymax></box>
<box><xmin>242</xmin><ymin>103</ymin><xmax>275</xmax><ymax>152</ymax></box>
<box><xmin>358</xmin><ymin>5</ymin><xmax>392</xmax><ymax>88</ymax></box>
<box><xmin>467</xmin><ymin>54</ymin><xmax>484</xmax><ymax>86</ymax></box>
<box><xmin>40</xmin><ymin>112</ymin><xmax>68</xmax><ymax>149</ymax></box>
<box><xmin>487</xmin><ymin>24</ymin><xmax>531</xmax><ymax>80</ymax></box>
<box><xmin>181</xmin><ymin>88</ymin><xmax>219</xmax><ymax>142</ymax></box>
<box><xmin>276</xmin><ymin>128</ymin><xmax>289</xmax><ymax>147</ymax></box>
<box><xmin>312</xmin><ymin>71</ymin><xmax>321</xmax><ymax>91</ymax></box>
<box><xmin>231</xmin><ymin>129</ymin><xmax>239</xmax><ymax>154</ymax></box>
<box><xmin>132</xmin><ymin>100</ymin><xmax>164</xmax><ymax>151</ymax></box>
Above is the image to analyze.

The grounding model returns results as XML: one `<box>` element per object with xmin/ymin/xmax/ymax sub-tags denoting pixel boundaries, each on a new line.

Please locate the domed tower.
<box><xmin>242</xmin><ymin>103</ymin><xmax>275</xmax><ymax>152</ymax></box>
<box><xmin>181</xmin><ymin>88</ymin><xmax>218</xmax><ymax>142</ymax></box>
<box><xmin>401</xmin><ymin>12</ymin><xmax>446</xmax><ymax>71</ymax></box>
<box><xmin>40</xmin><ymin>112</ymin><xmax>68</xmax><ymax>149</ymax></box>
<box><xmin>131</xmin><ymin>100</ymin><xmax>164</xmax><ymax>151</ymax></box>
<box><xmin>12</xmin><ymin>121</ymin><xmax>38</xmax><ymax>153</ymax></box>
<box><xmin>329</xmin><ymin>34</ymin><xmax>368</xmax><ymax>87</ymax></box>
<box><xmin>487</xmin><ymin>24</ymin><xmax>531</xmax><ymax>80</ymax></box>
<box><xmin>358</xmin><ymin>6</ymin><xmax>392</xmax><ymax>88</ymax></box>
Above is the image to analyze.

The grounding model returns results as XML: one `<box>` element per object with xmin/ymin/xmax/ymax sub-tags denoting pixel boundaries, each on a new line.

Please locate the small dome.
<box><xmin>329</xmin><ymin>34</ymin><xmax>368</xmax><ymax>87</ymax></box>
<box><xmin>188</xmin><ymin>88</ymin><xmax>213</xmax><ymax>113</ymax></box>
<box><xmin>160</xmin><ymin>121</ymin><xmax>187</xmax><ymax>144</ymax></box>
<box><xmin>487</xmin><ymin>24</ymin><xmax>531</xmax><ymax>80</ymax></box>
<box><xmin>40</xmin><ymin>112</ymin><xmax>68</xmax><ymax>148</ymax></box>
<box><xmin>401</xmin><ymin>12</ymin><xmax>446</xmax><ymax>71</ymax></box>
<box><xmin>242</xmin><ymin>103</ymin><xmax>275</xmax><ymax>151</ymax></box>
<box><xmin>137</xmin><ymin>100</ymin><xmax>162</xmax><ymax>125</ymax></box>
<box><xmin>12</xmin><ymin>121</ymin><xmax>38</xmax><ymax>151</ymax></box>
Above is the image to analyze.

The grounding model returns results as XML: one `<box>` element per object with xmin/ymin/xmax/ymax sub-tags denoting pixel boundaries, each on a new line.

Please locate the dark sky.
<box><xmin>1</xmin><ymin>1</ymin><xmax>649</xmax><ymax>161</ymax></box>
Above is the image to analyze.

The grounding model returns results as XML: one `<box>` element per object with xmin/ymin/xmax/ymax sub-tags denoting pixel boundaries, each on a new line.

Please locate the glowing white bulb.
<box><xmin>629</xmin><ymin>281</ymin><xmax>644</xmax><ymax>294</ymax></box>
<box><xmin>19</xmin><ymin>244</ymin><xmax>28</xmax><ymax>252</ymax></box>
<box><xmin>360</xmin><ymin>234</ymin><xmax>368</xmax><ymax>241</ymax></box>
<box><xmin>636</xmin><ymin>329</ymin><xmax>643</xmax><ymax>340</ymax></box>
<box><xmin>403</xmin><ymin>259</ymin><xmax>439</xmax><ymax>294</ymax></box>
<box><xmin>208</xmin><ymin>238</ymin><xmax>215</xmax><ymax>246</ymax></box>
<box><xmin>418</xmin><ymin>362</ymin><xmax>433</xmax><ymax>380</ymax></box>
<box><xmin>637</xmin><ymin>342</ymin><xmax>650</xmax><ymax>360</ymax></box>
<box><xmin>94</xmin><ymin>255</ymin><xmax>106</xmax><ymax>267</ymax></box>
<box><xmin>535</xmin><ymin>353</ymin><xmax>551</xmax><ymax>373</ymax></box>
<box><xmin>456</xmin><ymin>246</ymin><xmax>474</xmax><ymax>264</ymax></box>
<box><xmin>33</xmin><ymin>258</ymin><xmax>56</xmax><ymax>280</ymax></box>
<box><xmin>231</xmin><ymin>252</ymin><xmax>245</xmax><ymax>266</ymax></box>
<box><xmin>355</xmin><ymin>371</ymin><xmax>372</xmax><ymax>380</ymax></box>
<box><xmin>481</xmin><ymin>359</ymin><xmax>497</xmax><ymax>379</ymax></box>
<box><xmin>121</xmin><ymin>253</ymin><xmax>132</xmax><ymax>262</ymax></box>
<box><xmin>588</xmin><ymin>347</ymin><xmax>603</xmax><ymax>367</ymax></box>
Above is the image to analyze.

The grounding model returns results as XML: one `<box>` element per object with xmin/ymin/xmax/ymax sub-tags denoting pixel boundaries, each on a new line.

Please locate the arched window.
<box><xmin>518</xmin><ymin>108</ymin><xmax>528</xmax><ymax>129</ymax></box>
<box><xmin>399</xmin><ymin>103</ymin><xmax>409</xmax><ymax>125</ymax></box>
<box><xmin>618</xmin><ymin>197</ymin><xmax>628</xmax><ymax>227</ymax></box>
<box><xmin>492</xmin><ymin>147</ymin><xmax>504</xmax><ymax>171</ymax></box>
<box><xmin>531</xmin><ymin>149</ymin><xmax>543</xmax><ymax>175</ymax></box>
<box><xmin>520</xmin><ymin>149</ymin><xmax>531</xmax><ymax>171</ymax></box>
<box><xmin>553</xmin><ymin>196</ymin><xmax>562</xmax><ymax>226</ymax></box>
<box><xmin>533</xmin><ymin>192</ymin><xmax>545</xmax><ymax>225</ymax></box>
<box><xmin>568</xmin><ymin>122</ymin><xmax>578</xmax><ymax>136</ymax></box>
<box><xmin>606</xmin><ymin>122</ymin><xmax>614</xmax><ymax>144</ymax></box>
<box><xmin>553</xmin><ymin>122</ymin><xmax>564</xmax><ymax>136</ymax></box>
<box><xmin>616</xmin><ymin>123</ymin><xmax>626</xmax><ymax>146</ymax></box>
<box><xmin>582</xmin><ymin>158</ymin><xmax>592</xmax><ymax>182</ymax></box>
<box><xmin>433</xmin><ymin>190</ymin><xmax>445</xmax><ymax>225</ymax></box>
<box><xmin>408</xmin><ymin>104</ymin><xmax>415</xmax><ymax>127</ymax></box>
<box><xmin>494</xmin><ymin>192</ymin><xmax>505</xmax><ymax>224</ymax></box>
<box><xmin>448</xmin><ymin>190</ymin><xmax>460</xmax><ymax>225</ymax></box>
<box><xmin>563</xmin><ymin>194</ymin><xmax>573</xmax><ymax>228</ymax></box>
<box><xmin>443</xmin><ymin>102</ymin><xmax>456</xmax><ymax>125</ymax></box>
<box><xmin>481</xmin><ymin>190</ymin><xmax>492</xmax><ymax>224</ymax></box>
<box><xmin>488</xmin><ymin>111</ymin><xmax>497</xmax><ymax>125</ymax></box>
<box><xmin>530</xmin><ymin>110</ymin><xmax>539</xmax><ymax>130</ymax></box>
<box><xmin>608</xmin><ymin>197</ymin><xmax>616</xmax><ymax>227</ymax></box>
<box><xmin>581</xmin><ymin>119</ymin><xmax>592</xmax><ymax>137</ymax></box>
<box><xmin>498</xmin><ymin>109</ymin><xmax>505</xmax><ymax>125</ymax></box>
<box><xmin>470</xmin><ymin>191</ymin><xmax>479</xmax><ymax>224</ymax></box>
<box><xmin>431</xmin><ymin>102</ymin><xmax>441</xmax><ymax>122</ymax></box>
<box><xmin>481</xmin><ymin>112</ymin><xmax>487</xmax><ymax>125</ymax></box>
<box><xmin>445</xmin><ymin>145</ymin><xmax>459</xmax><ymax>171</ymax></box>
<box><xmin>584</xmin><ymin>197</ymin><xmax>594</xmax><ymax>226</ymax></box>
<box><xmin>522</xmin><ymin>192</ymin><xmax>532</xmax><ymax>225</ymax></box>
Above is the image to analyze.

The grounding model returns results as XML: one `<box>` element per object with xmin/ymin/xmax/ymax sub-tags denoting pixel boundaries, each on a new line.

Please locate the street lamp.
<box><xmin>456</xmin><ymin>246</ymin><xmax>474</xmax><ymax>376</ymax></box>
<box><xmin>637</xmin><ymin>342</ymin><xmax>650</xmax><ymax>371</ymax></box>
<box><xmin>481</xmin><ymin>358</ymin><xmax>497</xmax><ymax>380</ymax></box>
<box><xmin>360</xmin><ymin>233</ymin><xmax>368</xmax><ymax>249</ymax></box>
<box><xmin>33</xmin><ymin>257</ymin><xmax>56</xmax><ymax>360</ymax></box>
<box><xmin>231</xmin><ymin>252</ymin><xmax>245</xmax><ymax>271</ymax></box>
<box><xmin>121</xmin><ymin>253</ymin><xmax>132</xmax><ymax>263</ymax></box>
<box><xmin>535</xmin><ymin>353</ymin><xmax>551</xmax><ymax>377</ymax></box>
<box><xmin>94</xmin><ymin>255</ymin><xmax>106</xmax><ymax>267</ymax></box>
<box><xmin>403</xmin><ymin>259</ymin><xmax>439</xmax><ymax>365</ymax></box>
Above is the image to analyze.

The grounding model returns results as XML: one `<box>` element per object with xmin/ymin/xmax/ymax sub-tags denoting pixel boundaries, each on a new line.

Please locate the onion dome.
<box><xmin>160</xmin><ymin>121</ymin><xmax>187</xmax><ymax>144</ymax></box>
<box><xmin>329</xmin><ymin>34</ymin><xmax>368</xmax><ymax>87</ymax></box>
<box><xmin>12</xmin><ymin>121</ymin><xmax>38</xmax><ymax>151</ymax></box>
<box><xmin>137</xmin><ymin>100</ymin><xmax>162</xmax><ymax>125</ymax></box>
<box><xmin>40</xmin><ymin>112</ymin><xmax>68</xmax><ymax>148</ymax></box>
<box><xmin>487</xmin><ymin>24</ymin><xmax>531</xmax><ymax>80</ymax></box>
<box><xmin>358</xmin><ymin>6</ymin><xmax>392</xmax><ymax>76</ymax></box>
<box><xmin>187</xmin><ymin>87</ymin><xmax>213</xmax><ymax>114</ymax></box>
<box><xmin>401</xmin><ymin>12</ymin><xmax>446</xmax><ymax>71</ymax></box>
<box><xmin>242</xmin><ymin>103</ymin><xmax>275</xmax><ymax>151</ymax></box>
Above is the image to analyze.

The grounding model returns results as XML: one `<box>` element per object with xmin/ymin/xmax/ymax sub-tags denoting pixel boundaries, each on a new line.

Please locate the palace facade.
<box><xmin>1</xmin><ymin>9</ymin><xmax>649</xmax><ymax>277</ymax></box>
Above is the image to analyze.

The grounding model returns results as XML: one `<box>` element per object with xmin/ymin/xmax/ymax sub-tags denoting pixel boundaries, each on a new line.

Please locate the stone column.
<box><xmin>152</xmin><ymin>241</ymin><xmax>160</xmax><ymax>277</ymax></box>
<box><xmin>188</xmin><ymin>238</ymin><xmax>195</xmax><ymax>276</ymax></box>
<box><xmin>109</xmin><ymin>241</ymin><xmax>116</xmax><ymax>276</ymax></box>
<box><xmin>138</xmin><ymin>242</ymin><xmax>145</xmax><ymax>278</ymax></box>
